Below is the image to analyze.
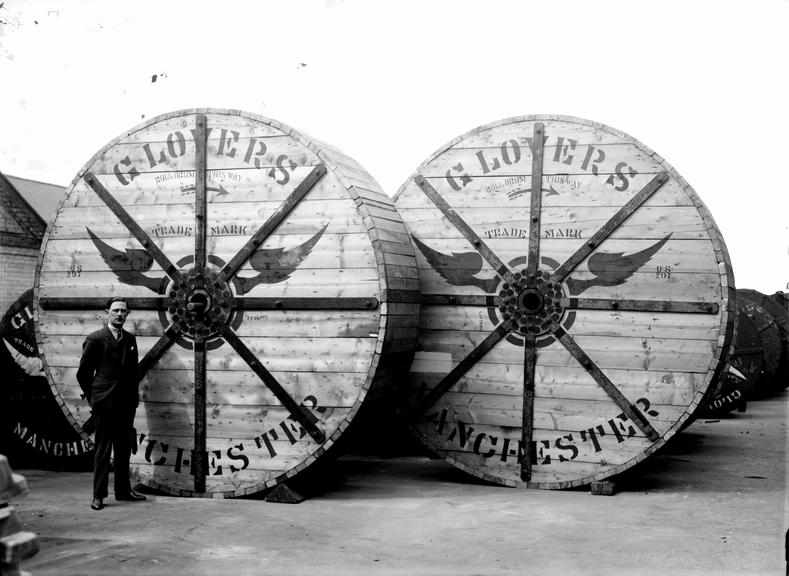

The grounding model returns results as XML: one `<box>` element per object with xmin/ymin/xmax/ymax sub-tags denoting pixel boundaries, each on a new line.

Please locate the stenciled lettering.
<box><xmin>133</xmin><ymin>395</ymin><xmax>324</xmax><ymax>477</ymax></box>
<box><xmin>424</xmin><ymin>397</ymin><xmax>658</xmax><ymax>466</ymax></box>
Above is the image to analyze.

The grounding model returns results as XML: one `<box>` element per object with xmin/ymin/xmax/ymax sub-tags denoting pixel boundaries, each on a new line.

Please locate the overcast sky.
<box><xmin>1</xmin><ymin>0</ymin><xmax>787</xmax><ymax>293</ymax></box>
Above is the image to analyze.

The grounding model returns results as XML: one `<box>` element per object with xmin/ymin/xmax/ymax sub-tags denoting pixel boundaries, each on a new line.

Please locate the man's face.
<box><xmin>107</xmin><ymin>301</ymin><xmax>129</xmax><ymax>328</ymax></box>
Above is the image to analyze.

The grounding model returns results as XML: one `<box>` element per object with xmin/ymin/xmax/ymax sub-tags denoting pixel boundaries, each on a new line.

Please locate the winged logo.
<box><xmin>87</xmin><ymin>227</ymin><xmax>162</xmax><ymax>293</ymax></box>
<box><xmin>87</xmin><ymin>224</ymin><xmax>328</xmax><ymax>295</ymax></box>
<box><xmin>414</xmin><ymin>233</ymin><xmax>672</xmax><ymax>297</ymax></box>
<box><xmin>411</xmin><ymin>238</ymin><xmax>499</xmax><ymax>294</ymax></box>
<box><xmin>237</xmin><ymin>224</ymin><xmax>328</xmax><ymax>293</ymax></box>
<box><xmin>564</xmin><ymin>234</ymin><xmax>671</xmax><ymax>294</ymax></box>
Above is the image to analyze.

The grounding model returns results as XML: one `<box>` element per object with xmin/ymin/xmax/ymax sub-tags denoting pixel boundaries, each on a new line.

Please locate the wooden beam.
<box><xmin>414</xmin><ymin>175</ymin><xmax>515</xmax><ymax>284</ymax></box>
<box><xmin>526</xmin><ymin>122</ymin><xmax>545</xmax><ymax>277</ymax></box>
<box><xmin>194</xmin><ymin>113</ymin><xmax>208</xmax><ymax>275</ymax></box>
<box><xmin>136</xmin><ymin>323</ymin><xmax>180</xmax><ymax>382</ymax></box>
<box><xmin>193</xmin><ymin>333</ymin><xmax>207</xmax><ymax>493</ymax></box>
<box><xmin>83</xmin><ymin>171</ymin><xmax>182</xmax><ymax>281</ymax></box>
<box><xmin>233</xmin><ymin>297</ymin><xmax>380</xmax><ymax>310</ymax></box>
<box><xmin>548</xmin><ymin>172</ymin><xmax>669</xmax><ymax>286</ymax></box>
<box><xmin>219</xmin><ymin>164</ymin><xmax>327</xmax><ymax>285</ymax></box>
<box><xmin>39</xmin><ymin>296</ymin><xmax>167</xmax><ymax>310</ymax></box>
<box><xmin>551</xmin><ymin>322</ymin><xmax>660</xmax><ymax>442</ymax></box>
<box><xmin>411</xmin><ymin>320</ymin><xmax>513</xmax><ymax>415</ymax></box>
<box><xmin>562</xmin><ymin>298</ymin><xmax>719</xmax><ymax>314</ymax></box>
<box><xmin>420</xmin><ymin>294</ymin><xmax>497</xmax><ymax>307</ymax></box>
<box><xmin>218</xmin><ymin>325</ymin><xmax>325</xmax><ymax>443</ymax></box>
<box><xmin>520</xmin><ymin>331</ymin><xmax>537</xmax><ymax>482</ymax></box>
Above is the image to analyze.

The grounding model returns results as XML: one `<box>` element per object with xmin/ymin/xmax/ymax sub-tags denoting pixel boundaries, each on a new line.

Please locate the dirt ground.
<box><xmin>9</xmin><ymin>392</ymin><xmax>788</xmax><ymax>576</ymax></box>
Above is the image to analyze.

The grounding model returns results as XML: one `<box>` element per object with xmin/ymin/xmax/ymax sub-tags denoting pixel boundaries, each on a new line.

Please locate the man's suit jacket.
<box><xmin>77</xmin><ymin>326</ymin><xmax>139</xmax><ymax>410</ymax></box>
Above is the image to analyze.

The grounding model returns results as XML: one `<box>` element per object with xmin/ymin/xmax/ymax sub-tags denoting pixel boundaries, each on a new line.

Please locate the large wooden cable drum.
<box><xmin>738</xmin><ymin>288</ymin><xmax>789</xmax><ymax>391</ymax></box>
<box><xmin>394</xmin><ymin>115</ymin><xmax>735</xmax><ymax>489</ymax></box>
<box><xmin>34</xmin><ymin>109</ymin><xmax>419</xmax><ymax>497</ymax></box>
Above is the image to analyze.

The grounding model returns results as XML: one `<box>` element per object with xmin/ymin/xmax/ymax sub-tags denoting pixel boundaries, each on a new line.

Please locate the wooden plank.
<box><xmin>408</xmin><ymin>366</ymin><xmax>701</xmax><ymax>406</ymax></box>
<box><xmin>82</xmin><ymin>171</ymin><xmax>183</xmax><ymax>281</ymax></box>
<box><xmin>221</xmin><ymin>325</ymin><xmax>327</xmax><ymax>443</ymax></box>
<box><xmin>410</xmin><ymin>237</ymin><xmax>722</xmax><ymax>279</ymax></box>
<box><xmin>220</xmin><ymin>164</ymin><xmax>327</xmax><ymax>283</ymax></box>
<box><xmin>39</xmin><ymin>233</ymin><xmax>379</xmax><ymax>272</ymax></box>
<box><xmin>415</xmin><ymin>330</ymin><xmax>715</xmax><ymax>373</ymax></box>
<box><xmin>420</xmin><ymin>143</ymin><xmax>666</xmax><ymax>179</ymax></box>
<box><xmin>395</xmin><ymin>173</ymin><xmax>694</xmax><ymax>209</ymax></box>
<box><xmin>548</xmin><ymin>172</ymin><xmax>669</xmax><ymax>285</ymax></box>
<box><xmin>552</xmin><ymin>327</ymin><xmax>660</xmax><ymax>442</ymax></box>
<box><xmin>413</xmin><ymin>175</ymin><xmax>515</xmax><ymax>283</ymax></box>
<box><xmin>410</xmin><ymin>321</ymin><xmax>513</xmax><ymax>415</ymax></box>
<box><xmin>44</xmin><ymin>335</ymin><xmax>378</xmax><ymax>372</ymax></box>
<box><xmin>419</xmin><ymin>305</ymin><xmax>721</xmax><ymax>340</ymax></box>
<box><xmin>61</xmin><ymin>168</ymin><xmax>349</xmax><ymax>209</ymax></box>
<box><xmin>137</xmin><ymin>323</ymin><xmax>181</xmax><ymax>381</ymax></box>
<box><xmin>55</xmin><ymin>371</ymin><xmax>368</xmax><ymax>407</ymax></box>
<box><xmin>37</xmin><ymin>270</ymin><xmax>383</xmax><ymax>299</ymax></box>
<box><xmin>396</xmin><ymin>205</ymin><xmax>716</xmax><ymax>241</ymax></box>
<box><xmin>40</xmin><ymin>309</ymin><xmax>382</xmax><ymax>339</ymax></box>
<box><xmin>88</xmin><ymin>137</ymin><xmax>319</xmax><ymax>176</ymax></box>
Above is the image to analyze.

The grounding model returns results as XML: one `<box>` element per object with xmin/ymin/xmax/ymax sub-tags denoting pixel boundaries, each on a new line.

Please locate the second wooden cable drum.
<box><xmin>34</xmin><ymin>109</ymin><xmax>419</xmax><ymax>497</ymax></box>
<box><xmin>394</xmin><ymin>115</ymin><xmax>735</xmax><ymax>489</ymax></box>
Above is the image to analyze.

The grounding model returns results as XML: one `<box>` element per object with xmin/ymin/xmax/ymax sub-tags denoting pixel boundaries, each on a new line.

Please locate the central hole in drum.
<box><xmin>187</xmin><ymin>290</ymin><xmax>211</xmax><ymax>316</ymax></box>
<box><xmin>518</xmin><ymin>289</ymin><xmax>544</xmax><ymax>315</ymax></box>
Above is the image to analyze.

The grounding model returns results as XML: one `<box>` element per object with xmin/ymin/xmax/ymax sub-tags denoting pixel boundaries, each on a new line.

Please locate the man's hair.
<box><xmin>106</xmin><ymin>296</ymin><xmax>129</xmax><ymax>310</ymax></box>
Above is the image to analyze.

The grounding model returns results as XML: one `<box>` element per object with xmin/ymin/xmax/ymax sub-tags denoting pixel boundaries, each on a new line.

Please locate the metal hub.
<box><xmin>498</xmin><ymin>269</ymin><xmax>565</xmax><ymax>337</ymax></box>
<box><xmin>166</xmin><ymin>267</ymin><xmax>233</xmax><ymax>340</ymax></box>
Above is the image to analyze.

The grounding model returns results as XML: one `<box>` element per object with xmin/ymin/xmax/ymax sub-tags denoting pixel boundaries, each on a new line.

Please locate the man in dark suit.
<box><xmin>77</xmin><ymin>296</ymin><xmax>146</xmax><ymax>510</ymax></box>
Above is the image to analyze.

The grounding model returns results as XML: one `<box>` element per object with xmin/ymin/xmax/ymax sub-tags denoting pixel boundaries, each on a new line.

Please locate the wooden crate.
<box><xmin>393</xmin><ymin>115</ymin><xmax>735</xmax><ymax>489</ymax></box>
<box><xmin>34</xmin><ymin>109</ymin><xmax>419</xmax><ymax>497</ymax></box>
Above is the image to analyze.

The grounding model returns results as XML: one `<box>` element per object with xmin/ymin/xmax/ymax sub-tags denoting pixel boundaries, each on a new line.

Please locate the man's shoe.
<box><xmin>115</xmin><ymin>490</ymin><xmax>146</xmax><ymax>502</ymax></box>
<box><xmin>90</xmin><ymin>498</ymin><xmax>104</xmax><ymax>510</ymax></box>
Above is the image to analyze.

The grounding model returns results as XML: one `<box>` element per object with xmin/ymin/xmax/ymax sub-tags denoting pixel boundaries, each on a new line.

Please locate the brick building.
<box><xmin>0</xmin><ymin>172</ymin><xmax>65</xmax><ymax>314</ymax></box>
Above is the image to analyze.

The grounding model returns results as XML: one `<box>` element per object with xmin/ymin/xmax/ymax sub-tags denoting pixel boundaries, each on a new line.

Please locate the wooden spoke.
<box><xmin>193</xmin><ymin>333</ymin><xmax>208</xmax><ymax>493</ymax></box>
<box><xmin>414</xmin><ymin>175</ymin><xmax>516</xmax><ymax>284</ymax></box>
<box><xmin>194</xmin><ymin>113</ymin><xmax>208</xmax><ymax>275</ymax></box>
<box><xmin>83</xmin><ymin>171</ymin><xmax>183</xmax><ymax>282</ymax></box>
<box><xmin>218</xmin><ymin>164</ymin><xmax>327</xmax><ymax>285</ymax></box>
<box><xmin>218</xmin><ymin>325</ymin><xmax>325</xmax><ymax>443</ymax></box>
<box><xmin>520</xmin><ymin>123</ymin><xmax>545</xmax><ymax>482</ymax></box>
<box><xmin>526</xmin><ymin>122</ymin><xmax>545</xmax><ymax>277</ymax></box>
<box><xmin>562</xmin><ymin>298</ymin><xmax>719</xmax><ymax>314</ymax></box>
<box><xmin>191</xmin><ymin>113</ymin><xmax>209</xmax><ymax>493</ymax></box>
<box><xmin>548</xmin><ymin>172</ymin><xmax>669</xmax><ymax>286</ymax></box>
<box><xmin>136</xmin><ymin>322</ymin><xmax>181</xmax><ymax>382</ymax></box>
<box><xmin>551</xmin><ymin>322</ymin><xmax>660</xmax><ymax>442</ymax></box>
<box><xmin>39</xmin><ymin>296</ymin><xmax>167</xmax><ymax>310</ymax></box>
<box><xmin>420</xmin><ymin>294</ymin><xmax>498</xmax><ymax>307</ymax></box>
<box><xmin>232</xmin><ymin>297</ymin><xmax>380</xmax><ymax>310</ymax></box>
<box><xmin>411</xmin><ymin>320</ymin><xmax>513</xmax><ymax>415</ymax></box>
<box><xmin>521</xmin><ymin>332</ymin><xmax>537</xmax><ymax>482</ymax></box>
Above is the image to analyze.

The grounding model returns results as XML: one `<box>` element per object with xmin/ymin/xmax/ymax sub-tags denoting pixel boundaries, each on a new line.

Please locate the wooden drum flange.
<box><xmin>394</xmin><ymin>115</ymin><xmax>735</xmax><ymax>489</ymax></box>
<box><xmin>34</xmin><ymin>109</ymin><xmax>419</xmax><ymax>497</ymax></box>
